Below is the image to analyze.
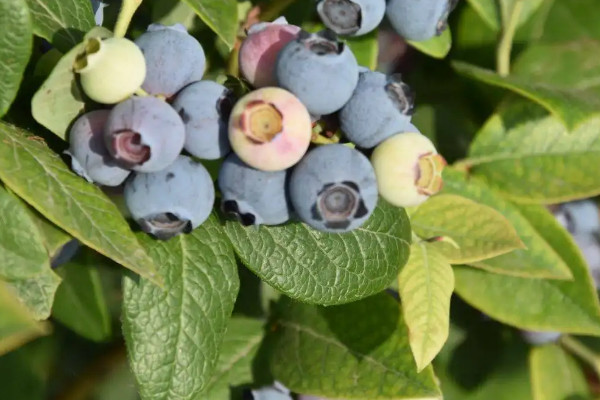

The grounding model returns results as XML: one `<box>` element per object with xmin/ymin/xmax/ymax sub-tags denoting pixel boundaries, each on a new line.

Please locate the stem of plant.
<box><xmin>114</xmin><ymin>0</ymin><xmax>143</xmax><ymax>38</ymax></box>
<box><xmin>496</xmin><ymin>0</ymin><xmax>524</xmax><ymax>77</ymax></box>
<box><xmin>561</xmin><ymin>335</ymin><xmax>600</xmax><ymax>379</ymax></box>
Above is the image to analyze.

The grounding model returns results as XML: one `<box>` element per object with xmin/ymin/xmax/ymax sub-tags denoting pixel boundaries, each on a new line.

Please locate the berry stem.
<box><xmin>114</xmin><ymin>0</ymin><xmax>143</xmax><ymax>38</ymax></box>
<box><xmin>496</xmin><ymin>0</ymin><xmax>523</xmax><ymax>77</ymax></box>
<box><xmin>560</xmin><ymin>335</ymin><xmax>600</xmax><ymax>379</ymax></box>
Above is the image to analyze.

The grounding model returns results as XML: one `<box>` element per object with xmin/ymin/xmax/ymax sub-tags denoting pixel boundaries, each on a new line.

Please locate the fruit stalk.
<box><xmin>496</xmin><ymin>0</ymin><xmax>524</xmax><ymax>77</ymax></box>
<box><xmin>114</xmin><ymin>0</ymin><xmax>143</xmax><ymax>38</ymax></box>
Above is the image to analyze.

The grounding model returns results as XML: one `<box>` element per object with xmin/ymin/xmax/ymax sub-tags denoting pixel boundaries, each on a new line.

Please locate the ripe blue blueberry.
<box><xmin>218</xmin><ymin>153</ymin><xmax>291</xmax><ymax>226</ymax></box>
<box><xmin>317</xmin><ymin>0</ymin><xmax>386</xmax><ymax>36</ymax></box>
<box><xmin>171</xmin><ymin>80</ymin><xmax>233</xmax><ymax>160</ymax></box>
<box><xmin>340</xmin><ymin>71</ymin><xmax>414</xmax><ymax>148</ymax></box>
<box><xmin>289</xmin><ymin>144</ymin><xmax>378</xmax><ymax>233</ymax></box>
<box><xmin>559</xmin><ymin>201</ymin><xmax>600</xmax><ymax>235</ymax></box>
<box><xmin>386</xmin><ymin>0</ymin><xmax>458</xmax><ymax>41</ymax></box>
<box><xmin>521</xmin><ymin>330</ymin><xmax>561</xmax><ymax>345</ymax></box>
<box><xmin>135</xmin><ymin>24</ymin><xmax>206</xmax><ymax>97</ymax></box>
<box><xmin>104</xmin><ymin>96</ymin><xmax>185</xmax><ymax>173</ymax></box>
<box><xmin>67</xmin><ymin>110</ymin><xmax>131</xmax><ymax>186</ymax></box>
<box><xmin>124</xmin><ymin>155</ymin><xmax>215</xmax><ymax>240</ymax></box>
<box><xmin>276</xmin><ymin>30</ymin><xmax>359</xmax><ymax>116</ymax></box>
<box><xmin>248</xmin><ymin>382</ymin><xmax>293</xmax><ymax>400</ymax></box>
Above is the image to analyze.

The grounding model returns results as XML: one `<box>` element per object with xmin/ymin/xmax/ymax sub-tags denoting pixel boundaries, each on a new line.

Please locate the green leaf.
<box><xmin>399</xmin><ymin>243</ymin><xmax>454</xmax><ymax>372</ymax></box>
<box><xmin>6</xmin><ymin>268</ymin><xmax>61</xmax><ymax>320</ymax></box>
<box><xmin>0</xmin><ymin>121</ymin><xmax>161</xmax><ymax>286</ymax></box>
<box><xmin>195</xmin><ymin>317</ymin><xmax>265</xmax><ymax>400</ymax></box>
<box><xmin>123</xmin><ymin>215</ymin><xmax>239</xmax><ymax>400</ymax></box>
<box><xmin>454</xmin><ymin>203</ymin><xmax>600</xmax><ymax>335</ymax></box>
<box><xmin>464</xmin><ymin>99</ymin><xmax>600</xmax><ymax>203</ymax></box>
<box><xmin>181</xmin><ymin>0</ymin><xmax>238</xmax><ymax>49</ymax></box>
<box><xmin>346</xmin><ymin>30</ymin><xmax>379</xmax><ymax>70</ymax></box>
<box><xmin>224</xmin><ymin>201</ymin><xmax>411</xmax><ymax>306</ymax></box>
<box><xmin>152</xmin><ymin>0</ymin><xmax>197</xmax><ymax>29</ymax></box>
<box><xmin>0</xmin><ymin>0</ymin><xmax>32</xmax><ymax>118</ymax></box>
<box><xmin>52</xmin><ymin>254</ymin><xmax>111</xmax><ymax>342</ymax></box>
<box><xmin>24</xmin><ymin>0</ymin><xmax>95</xmax><ymax>52</ymax></box>
<box><xmin>0</xmin><ymin>186</ymin><xmax>50</xmax><ymax>280</ymax></box>
<box><xmin>466</xmin><ymin>0</ymin><xmax>545</xmax><ymax>31</ymax></box>
<box><xmin>270</xmin><ymin>294</ymin><xmax>441</xmax><ymax>399</ymax></box>
<box><xmin>407</xmin><ymin>28</ymin><xmax>452</xmax><ymax>59</ymax></box>
<box><xmin>30</xmin><ymin>212</ymin><xmax>71</xmax><ymax>259</ymax></box>
<box><xmin>539</xmin><ymin>0</ymin><xmax>600</xmax><ymax>43</ymax></box>
<box><xmin>442</xmin><ymin>169</ymin><xmax>571</xmax><ymax>279</ymax></box>
<box><xmin>31</xmin><ymin>26</ymin><xmax>111</xmax><ymax>140</ymax></box>
<box><xmin>453</xmin><ymin>60</ymin><xmax>600</xmax><ymax>131</ymax></box>
<box><xmin>0</xmin><ymin>281</ymin><xmax>49</xmax><ymax>356</ymax></box>
<box><xmin>411</xmin><ymin>194</ymin><xmax>525</xmax><ymax>264</ymax></box>
<box><xmin>529</xmin><ymin>344</ymin><xmax>590</xmax><ymax>400</ymax></box>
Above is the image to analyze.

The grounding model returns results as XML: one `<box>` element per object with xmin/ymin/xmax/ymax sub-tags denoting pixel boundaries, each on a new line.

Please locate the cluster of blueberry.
<box><xmin>67</xmin><ymin>0</ymin><xmax>454</xmax><ymax>241</ymax></box>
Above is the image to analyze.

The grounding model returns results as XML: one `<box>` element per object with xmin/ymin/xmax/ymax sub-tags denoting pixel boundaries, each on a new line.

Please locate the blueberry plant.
<box><xmin>1</xmin><ymin>0</ymin><xmax>600</xmax><ymax>399</ymax></box>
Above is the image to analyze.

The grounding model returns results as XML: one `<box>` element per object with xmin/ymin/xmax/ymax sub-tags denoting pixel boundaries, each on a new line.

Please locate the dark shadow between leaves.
<box><xmin>52</xmin><ymin>28</ymin><xmax>87</xmax><ymax>53</ymax></box>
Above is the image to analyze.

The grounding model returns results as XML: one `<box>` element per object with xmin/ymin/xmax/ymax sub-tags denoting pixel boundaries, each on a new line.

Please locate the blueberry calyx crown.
<box><xmin>240</xmin><ymin>100</ymin><xmax>283</xmax><ymax>143</ymax></box>
<box><xmin>139</xmin><ymin>212</ymin><xmax>192</xmax><ymax>240</ymax></box>
<box><xmin>312</xmin><ymin>181</ymin><xmax>369</xmax><ymax>230</ymax></box>
<box><xmin>222</xmin><ymin>200</ymin><xmax>257</xmax><ymax>226</ymax></box>
<box><xmin>319</xmin><ymin>0</ymin><xmax>362</xmax><ymax>36</ymax></box>
<box><xmin>73</xmin><ymin>37</ymin><xmax>103</xmax><ymax>73</ymax></box>
<box><xmin>111</xmin><ymin>130</ymin><xmax>151</xmax><ymax>165</ymax></box>
<box><xmin>298</xmin><ymin>30</ymin><xmax>344</xmax><ymax>56</ymax></box>
<box><xmin>386</xmin><ymin>74</ymin><xmax>415</xmax><ymax>116</ymax></box>
<box><xmin>416</xmin><ymin>153</ymin><xmax>446</xmax><ymax>196</ymax></box>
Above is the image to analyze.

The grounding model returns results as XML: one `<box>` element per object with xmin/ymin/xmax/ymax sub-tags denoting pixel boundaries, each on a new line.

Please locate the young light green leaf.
<box><xmin>123</xmin><ymin>215</ymin><xmax>239</xmax><ymax>400</ymax></box>
<box><xmin>411</xmin><ymin>194</ymin><xmax>525</xmax><ymax>264</ymax></box>
<box><xmin>25</xmin><ymin>0</ymin><xmax>95</xmax><ymax>52</ymax></box>
<box><xmin>529</xmin><ymin>344</ymin><xmax>590</xmax><ymax>400</ymax></box>
<box><xmin>29</xmin><ymin>212</ymin><xmax>71</xmax><ymax>259</ymax></box>
<box><xmin>0</xmin><ymin>0</ymin><xmax>32</xmax><ymax>118</ymax></box>
<box><xmin>454</xmin><ymin>203</ymin><xmax>600</xmax><ymax>335</ymax></box>
<box><xmin>270</xmin><ymin>294</ymin><xmax>442</xmax><ymax>399</ymax></box>
<box><xmin>442</xmin><ymin>169</ymin><xmax>571</xmax><ymax>279</ymax></box>
<box><xmin>181</xmin><ymin>0</ymin><xmax>238</xmax><ymax>49</ymax></box>
<box><xmin>52</xmin><ymin>255</ymin><xmax>111</xmax><ymax>342</ymax></box>
<box><xmin>408</xmin><ymin>28</ymin><xmax>452</xmax><ymax>59</ymax></box>
<box><xmin>152</xmin><ymin>0</ymin><xmax>197</xmax><ymax>29</ymax></box>
<box><xmin>346</xmin><ymin>30</ymin><xmax>379</xmax><ymax>70</ymax></box>
<box><xmin>399</xmin><ymin>242</ymin><xmax>454</xmax><ymax>372</ymax></box>
<box><xmin>0</xmin><ymin>121</ymin><xmax>161</xmax><ymax>287</ymax></box>
<box><xmin>6</xmin><ymin>268</ymin><xmax>61</xmax><ymax>320</ymax></box>
<box><xmin>0</xmin><ymin>186</ymin><xmax>50</xmax><ymax>280</ymax></box>
<box><xmin>31</xmin><ymin>26</ymin><xmax>111</xmax><ymax>140</ymax></box>
<box><xmin>466</xmin><ymin>0</ymin><xmax>545</xmax><ymax>31</ymax></box>
<box><xmin>224</xmin><ymin>201</ymin><xmax>411</xmax><ymax>306</ymax></box>
<box><xmin>0</xmin><ymin>281</ymin><xmax>49</xmax><ymax>356</ymax></box>
<box><xmin>464</xmin><ymin>99</ymin><xmax>600</xmax><ymax>203</ymax></box>
<box><xmin>195</xmin><ymin>317</ymin><xmax>265</xmax><ymax>400</ymax></box>
<box><xmin>452</xmin><ymin>60</ymin><xmax>600</xmax><ymax>131</ymax></box>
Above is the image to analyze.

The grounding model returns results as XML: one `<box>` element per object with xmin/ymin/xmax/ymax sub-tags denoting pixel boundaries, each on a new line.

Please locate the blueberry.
<box><xmin>90</xmin><ymin>0</ymin><xmax>106</xmax><ymax>26</ymax></box>
<box><xmin>135</xmin><ymin>24</ymin><xmax>206</xmax><ymax>97</ymax></box>
<box><xmin>386</xmin><ymin>0</ymin><xmax>458</xmax><ymax>41</ymax></box>
<box><xmin>228</xmin><ymin>87</ymin><xmax>312</xmax><ymax>171</ymax></box>
<box><xmin>239</xmin><ymin>17</ymin><xmax>301</xmax><ymax>88</ymax></box>
<box><xmin>104</xmin><ymin>96</ymin><xmax>185</xmax><ymax>172</ymax></box>
<box><xmin>560</xmin><ymin>201</ymin><xmax>600</xmax><ymax>235</ymax></box>
<box><xmin>371</xmin><ymin>132</ymin><xmax>446</xmax><ymax>207</ymax></box>
<box><xmin>171</xmin><ymin>81</ymin><xmax>233</xmax><ymax>160</ymax></box>
<box><xmin>276</xmin><ymin>30</ymin><xmax>359</xmax><ymax>116</ymax></box>
<box><xmin>289</xmin><ymin>144</ymin><xmax>378</xmax><ymax>233</ymax></box>
<box><xmin>124</xmin><ymin>155</ymin><xmax>214</xmax><ymax>240</ymax></box>
<box><xmin>67</xmin><ymin>110</ymin><xmax>131</xmax><ymax>186</ymax></box>
<box><xmin>247</xmin><ymin>382</ymin><xmax>292</xmax><ymax>400</ymax></box>
<box><xmin>521</xmin><ymin>330</ymin><xmax>561</xmax><ymax>345</ymax></box>
<box><xmin>74</xmin><ymin>37</ymin><xmax>146</xmax><ymax>104</ymax></box>
<box><xmin>340</xmin><ymin>71</ymin><xmax>414</xmax><ymax>148</ymax></box>
<box><xmin>317</xmin><ymin>0</ymin><xmax>386</xmax><ymax>36</ymax></box>
<box><xmin>218</xmin><ymin>153</ymin><xmax>291</xmax><ymax>226</ymax></box>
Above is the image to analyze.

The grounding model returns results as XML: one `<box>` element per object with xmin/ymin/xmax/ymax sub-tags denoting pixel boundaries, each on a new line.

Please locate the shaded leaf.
<box><xmin>25</xmin><ymin>0</ymin><xmax>95</xmax><ymax>52</ymax></box>
<box><xmin>454</xmin><ymin>203</ymin><xmax>600</xmax><ymax>335</ymax></box>
<box><xmin>6</xmin><ymin>269</ymin><xmax>61</xmax><ymax>320</ymax></box>
<box><xmin>270</xmin><ymin>294</ymin><xmax>442</xmax><ymax>399</ymax></box>
<box><xmin>411</xmin><ymin>194</ymin><xmax>525</xmax><ymax>264</ymax></box>
<box><xmin>529</xmin><ymin>344</ymin><xmax>590</xmax><ymax>400</ymax></box>
<box><xmin>223</xmin><ymin>201</ymin><xmax>411</xmax><ymax>305</ymax></box>
<box><xmin>399</xmin><ymin>243</ymin><xmax>454</xmax><ymax>372</ymax></box>
<box><xmin>408</xmin><ymin>28</ymin><xmax>452</xmax><ymax>59</ymax></box>
<box><xmin>0</xmin><ymin>121</ymin><xmax>161</xmax><ymax>286</ymax></box>
<box><xmin>0</xmin><ymin>0</ymin><xmax>32</xmax><ymax>118</ymax></box>
<box><xmin>466</xmin><ymin>0</ymin><xmax>545</xmax><ymax>31</ymax></box>
<box><xmin>347</xmin><ymin>30</ymin><xmax>379</xmax><ymax>70</ymax></box>
<box><xmin>442</xmin><ymin>169</ymin><xmax>571</xmax><ymax>279</ymax></box>
<box><xmin>181</xmin><ymin>0</ymin><xmax>238</xmax><ymax>49</ymax></box>
<box><xmin>123</xmin><ymin>215</ymin><xmax>239</xmax><ymax>400</ymax></box>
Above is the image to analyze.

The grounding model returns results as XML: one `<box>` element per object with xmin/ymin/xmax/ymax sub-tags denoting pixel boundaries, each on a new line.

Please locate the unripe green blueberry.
<box><xmin>74</xmin><ymin>37</ymin><xmax>146</xmax><ymax>104</ymax></box>
<box><xmin>371</xmin><ymin>132</ymin><xmax>446</xmax><ymax>207</ymax></box>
